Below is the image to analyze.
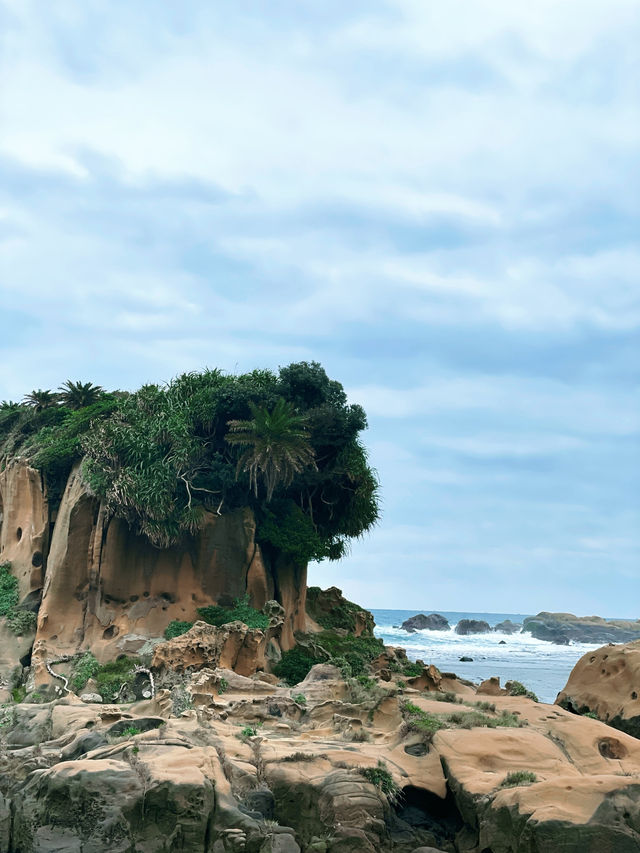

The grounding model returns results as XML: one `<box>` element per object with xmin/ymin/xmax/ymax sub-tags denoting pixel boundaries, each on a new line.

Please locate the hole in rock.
<box><xmin>31</xmin><ymin>551</ymin><xmax>43</xmax><ymax>568</ymax></box>
<box><xmin>103</xmin><ymin>625</ymin><xmax>119</xmax><ymax>640</ymax></box>
<box><xmin>129</xmin><ymin>595</ymin><xmax>139</xmax><ymax>602</ymax></box>
<box><xmin>632</xmin><ymin>692</ymin><xmax>638</xmax><ymax>700</ymax></box>
<box><xmin>16</xmin><ymin>527</ymin><xmax>22</xmax><ymax>541</ymax></box>
<box><xmin>20</xmin><ymin>649</ymin><xmax>32</xmax><ymax>667</ymax></box>
<box><xmin>143</xmin><ymin>591</ymin><xmax>150</xmax><ymax>598</ymax></box>
<box><xmin>598</xmin><ymin>737</ymin><xmax>628</xmax><ymax>760</ymax></box>
<box><xmin>393</xmin><ymin>785</ymin><xmax>463</xmax><ymax>848</ymax></box>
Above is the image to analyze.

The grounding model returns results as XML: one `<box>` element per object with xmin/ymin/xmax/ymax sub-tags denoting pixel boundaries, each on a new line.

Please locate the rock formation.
<box><xmin>305</xmin><ymin>586</ymin><xmax>374</xmax><ymax>636</ymax></box>
<box><xmin>0</xmin><ymin>461</ymin><xmax>307</xmax><ymax>684</ymax></box>
<box><xmin>522</xmin><ymin>611</ymin><xmax>640</xmax><ymax>645</ymax></box>
<box><xmin>1</xmin><ymin>657</ymin><xmax>639</xmax><ymax>852</ymax></box>
<box><xmin>454</xmin><ymin>619</ymin><xmax>490</xmax><ymax>636</ymax></box>
<box><xmin>400</xmin><ymin>614</ymin><xmax>450</xmax><ymax>633</ymax></box>
<box><xmin>556</xmin><ymin>639</ymin><xmax>640</xmax><ymax>738</ymax></box>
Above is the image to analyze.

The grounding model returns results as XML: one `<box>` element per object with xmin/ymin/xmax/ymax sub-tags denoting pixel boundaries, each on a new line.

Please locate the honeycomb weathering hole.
<box><xmin>598</xmin><ymin>737</ymin><xmax>628</xmax><ymax>759</ymax></box>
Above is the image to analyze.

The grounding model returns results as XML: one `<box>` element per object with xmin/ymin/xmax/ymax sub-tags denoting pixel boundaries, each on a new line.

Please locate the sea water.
<box><xmin>371</xmin><ymin>609</ymin><xmax>605</xmax><ymax>704</ymax></box>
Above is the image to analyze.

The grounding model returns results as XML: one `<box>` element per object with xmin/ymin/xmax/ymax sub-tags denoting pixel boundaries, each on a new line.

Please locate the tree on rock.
<box><xmin>226</xmin><ymin>398</ymin><xmax>317</xmax><ymax>501</ymax></box>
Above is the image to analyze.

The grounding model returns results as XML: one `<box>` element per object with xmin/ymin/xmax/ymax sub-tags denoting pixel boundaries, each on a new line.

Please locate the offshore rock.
<box><xmin>400</xmin><ymin>614</ymin><xmax>450</xmax><ymax>633</ymax></box>
<box><xmin>523</xmin><ymin>611</ymin><xmax>640</xmax><ymax>645</ymax></box>
<box><xmin>454</xmin><ymin>619</ymin><xmax>490</xmax><ymax>635</ymax></box>
<box><xmin>493</xmin><ymin>619</ymin><xmax>521</xmax><ymax>634</ymax></box>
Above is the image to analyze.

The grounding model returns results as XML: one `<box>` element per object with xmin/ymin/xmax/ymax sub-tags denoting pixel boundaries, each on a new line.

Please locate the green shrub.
<box><xmin>399</xmin><ymin>662</ymin><xmax>424</xmax><ymax>677</ymax></box>
<box><xmin>506</xmin><ymin>681</ymin><xmax>539</xmax><ymax>702</ymax></box>
<box><xmin>218</xmin><ymin>677</ymin><xmax>229</xmax><ymax>695</ymax></box>
<box><xmin>6</xmin><ymin>609</ymin><xmax>37</xmax><ymax>635</ymax></box>
<box><xmin>273</xmin><ymin>647</ymin><xmax>318</xmax><ymax>686</ymax></box>
<box><xmin>500</xmin><ymin>770</ymin><xmax>537</xmax><ymax>788</ymax></box>
<box><xmin>71</xmin><ymin>652</ymin><xmax>100</xmax><ymax>692</ymax></box>
<box><xmin>118</xmin><ymin>726</ymin><xmax>141</xmax><ymax>738</ymax></box>
<box><xmin>356</xmin><ymin>674</ymin><xmax>376</xmax><ymax>690</ymax></box>
<box><xmin>445</xmin><ymin>709</ymin><xmax>523</xmax><ymax>729</ymax></box>
<box><xmin>0</xmin><ymin>563</ymin><xmax>19</xmax><ymax>617</ymax></box>
<box><xmin>401</xmin><ymin>702</ymin><xmax>446</xmax><ymax>740</ymax></box>
<box><xmin>583</xmin><ymin>711</ymin><xmax>599</xmax><ymax>720</ymax></box>
<box><xmin>360</xmin><ymin>761</ymin><xmax>401</xmax><ymax>802</ymax></box>
<box><xmin>95</xmin><ymin>657</ymin><xmax>137</xmax><ymax>702</ymax></box>
<box><xmin>239</xmin><ymin>724</ymin><xmax>261</xmax><ymax>739</ymax></box>
<box><xmin>11</xmin><ymin>686</ymin><xmax>26</xmax><ymax>704</ymax></box>
<box><xmin>0</xmin><ymin>563</ymin><xmax>37</xmax><ymax>635</ymax></box>
<box><xmin>197</xmin><ymin>595</ymin><xmax>269</xmax><ymax>630</ymax></box>
<box><xmin>164</xmin><ymin>620</ymin><xmax>194</xmax><ymax>640</ymax></box>
<box><xmin>291</xmin><ymin>693</ymin><xmax>307</xmax><ymax>705</ymax></box>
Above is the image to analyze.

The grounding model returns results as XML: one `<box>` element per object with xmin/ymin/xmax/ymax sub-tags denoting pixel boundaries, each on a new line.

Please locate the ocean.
<box><xmin>371</xmin><ymin>609</ymin><xmax>604</xmax><ymax>704</ymax></box>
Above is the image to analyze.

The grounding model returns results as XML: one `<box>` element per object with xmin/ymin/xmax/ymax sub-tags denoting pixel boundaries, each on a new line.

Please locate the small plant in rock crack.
<box><xmin>239</xmin><ymin>723</ymin><xmax>263</xmax><ymax>740</ymax></box>
<box><xmin>119</xmin><ymin>726</ymin><xmax>141</xmax><ymax>738</ymax></box>
<box><xmin>218</xmin><ymin>677</ymin><xmax>229</xmax><ymax>695</ymax></box>
<box><xmin>500</xmin><ymin>770</ymin><xmax>537</xmax><ymax>788</ymax></box>
<box><xmin>291</xmin><ymin>692</ymin><xmax>307</xmax><ymax>705</ymax></box>
<box><xmin>360</xmin><ymin>761</ymin><xmax>401</xmax><ymax>804</ymax></box>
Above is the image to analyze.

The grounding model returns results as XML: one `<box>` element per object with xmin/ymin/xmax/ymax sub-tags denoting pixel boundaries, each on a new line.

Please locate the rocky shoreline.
<box><xmin>1</xmin><ymin>638</ymin><xmax>640</xmax><ymax>852</ymax></box>
<box><xmin>398</xmin><ymin>611</ymin><xmax>640</xmax><ymax>645</ymax></box>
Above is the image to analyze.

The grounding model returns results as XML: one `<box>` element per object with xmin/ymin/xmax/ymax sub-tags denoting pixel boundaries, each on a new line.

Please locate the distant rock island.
<box><xmin>400</xmin><ymin>613</ymin><xmax>450</xmax><ymax>632</ymax></box>
<box><xmin>522</xmin><ymin>612</ymin><xmax>640</xmax><ymax>645</ymax></box>
<box><xmin>455</xmin><ymin>618</ymin><xmax>491</xmax><ymax>635</ymax></box>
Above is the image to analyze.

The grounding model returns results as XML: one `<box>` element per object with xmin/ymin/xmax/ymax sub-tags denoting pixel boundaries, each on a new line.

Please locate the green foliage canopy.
<box><xmin>0</xmin><ymin>363</ymin><xmax>379</xmax><ymax>564</ymax></box>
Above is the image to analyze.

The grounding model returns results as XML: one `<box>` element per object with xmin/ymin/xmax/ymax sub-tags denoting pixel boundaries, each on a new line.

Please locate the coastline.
<box><xmin>371</xmin><ymin>608</ymin><xmax>605</xmax><ymax>703</ymax></box>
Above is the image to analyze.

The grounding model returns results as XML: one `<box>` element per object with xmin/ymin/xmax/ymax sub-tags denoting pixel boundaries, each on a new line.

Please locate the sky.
<box><xmin>1</xmin><ymin>1</ymin><xmax>639</xmax><ymax>616</ymax></box>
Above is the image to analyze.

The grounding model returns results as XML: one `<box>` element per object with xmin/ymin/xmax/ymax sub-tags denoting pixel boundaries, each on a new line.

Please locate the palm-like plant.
<box><xmin>226</xmin><ymin>399</ymin><xmax>317</xmax><ymax>501</ymax></box>
<box><xmin>58</xmin><ymin>380</ymin><xmax>104</xmax><ymax>410</ymax></box>
<box><xmin>0</xmin><ymin>400</ymin><xmax>20</xmax><ymax>410</ymax></box>
<box><xmin>22</xmin><ymin>389</ymin><xmax>59</xmax><ymax>411</ymax></box>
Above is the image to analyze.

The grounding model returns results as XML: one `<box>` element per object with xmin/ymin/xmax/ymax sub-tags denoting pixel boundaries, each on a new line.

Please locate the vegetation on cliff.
<box><xmin>0</xmin><ymin>362</ymin><xmax>379</xmax><ymax>560</ymax></box>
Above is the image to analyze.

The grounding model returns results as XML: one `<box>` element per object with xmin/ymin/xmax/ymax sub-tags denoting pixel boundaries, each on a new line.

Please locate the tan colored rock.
<box><xmin>477</xmin><ymin>676</ymin><xmax>507</xmax><ymax>696</ymax></box>
<box><xmin>0</xmin><ymin>461</ymin><xmax>49</xmax><ymax>605</ymax></box>
<box><xmin>34</xmin><ymin>465</ymin><xmax>306</xmax><ymax>665</ymax></box>
<box><xmin>152</xmin><ymin>620</ymin><xmax>268</xmax><ymax>677</ymax></box>
<box><xmin>556</xmin><ymin>639</ymin><xmax>640</xmax><ymax>738</ymax></box>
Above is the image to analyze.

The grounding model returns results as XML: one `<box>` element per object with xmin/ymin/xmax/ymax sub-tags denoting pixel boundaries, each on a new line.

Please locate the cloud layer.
<box><xmin>1</xmin><ymin>0</ymin><xmax>638</xmax><ymax>614</ymax></box>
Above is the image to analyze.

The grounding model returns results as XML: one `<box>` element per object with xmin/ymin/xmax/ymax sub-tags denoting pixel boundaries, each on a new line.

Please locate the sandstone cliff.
<box><xmin>0</xmin><ymin>461</ymin><xmax>307</xmax><ymax>682</ymax></box>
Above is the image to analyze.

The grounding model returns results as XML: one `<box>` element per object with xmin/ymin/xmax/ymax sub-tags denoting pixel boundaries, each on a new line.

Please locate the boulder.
<box><xmin>401</xmin><ymin>614</ymin><xmax>450</xmax><ymax>633</ymax></box>
<box><xmin>454</xmin><ymin>619</ymin><xmax>490</xmax><ymax>635</ymax></box>
<box><xmin>556</xmin><ymin>640</ymin><xmax>640</xmax><ymax>738</ymax></box>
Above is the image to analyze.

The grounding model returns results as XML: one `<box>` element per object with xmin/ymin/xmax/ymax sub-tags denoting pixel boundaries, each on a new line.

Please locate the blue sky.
<box><xmin>1</xmin><ymin>0</ymin><xmax>638</xmax><ymax>615</ymax></box>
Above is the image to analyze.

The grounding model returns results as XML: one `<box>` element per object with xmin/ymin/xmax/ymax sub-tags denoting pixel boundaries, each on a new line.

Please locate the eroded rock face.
<box><xmin>1</xmin><ymin>669</ymin><xmax>639</xmax><ymax>853</ymax></box>
<box><xmin>556</xmin><ymin>640</ymin><xmax>640</xmax><ymax>738</ymax></box>
<box><xmin>152</xmin><ymin>621</ymin><xmax>268</xmax><ymax>677</ymax></box>
<box><xmin>400</xmin><ymin>614</ymin><xmax>450</xmax><ymax>633</ymax></box>
<box><xmin>0</xmin><ymin>461</ymin><xmax>49</xmax><ymax>604</ymax></box>
<box><xmin>31</xmin><ymin>465</ymin><xmax>306</xmax><ymax>670</ymax></box>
